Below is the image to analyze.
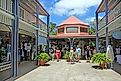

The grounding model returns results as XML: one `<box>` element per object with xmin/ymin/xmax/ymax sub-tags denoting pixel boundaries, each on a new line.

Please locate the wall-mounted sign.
<box><xmin>112</xmin><ymin>30</ymin><xmax>121</xmax><ymax>39</ymax></box>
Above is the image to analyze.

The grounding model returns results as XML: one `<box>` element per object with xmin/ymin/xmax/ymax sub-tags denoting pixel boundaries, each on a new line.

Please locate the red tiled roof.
<box><xmin>49</xmin><ymin>34</ymin><xmax>96</xmax><ymax>39</ymax></box>
<box><xmin>59</xmin><ymin>16</ymin><xmax>88</xmax><ymax>26</ymax></box>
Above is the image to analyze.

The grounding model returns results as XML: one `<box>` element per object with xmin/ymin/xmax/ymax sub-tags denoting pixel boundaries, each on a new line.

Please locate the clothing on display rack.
<box><xmin>116</xmin><ymin>47</ymin><xmax>120</xmax><ymax>55</ymax></box>
<box><xmin>24</xmin><ymin>43</ymin><xmax>31</xmax><ymax>60</ymax></box>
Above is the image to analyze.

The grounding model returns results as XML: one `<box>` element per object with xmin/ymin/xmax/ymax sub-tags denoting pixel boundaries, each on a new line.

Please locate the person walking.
<box><xmin>55</xmin><ymin>47</ymin><xmax>61</xmax><ymax>62</ymax></box>
<box><xmin>86</xmin><ymin>46</ymin><xmax>91</xmax><ymax>63</ymax></box>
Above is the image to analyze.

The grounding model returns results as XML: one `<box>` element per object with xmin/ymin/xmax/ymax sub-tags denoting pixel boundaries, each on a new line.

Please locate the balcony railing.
<box><xmin>98</xmin><ymin>1</ymin><xmax>121</xmax><ymax>30</ymax></box>
<box><xmin>0</xmin><ymin>13</ymin><xmax>12</xmax><ymax>26</ymax></box>
<box><xmin>0</xmin><ymin>0</ymin><xmax>13</xmax><ymax>14</ymax></box>
<box><xmin>98</xmin><ymin>16</ymin><xmax>106</xmax><ymax>30</ymax></box>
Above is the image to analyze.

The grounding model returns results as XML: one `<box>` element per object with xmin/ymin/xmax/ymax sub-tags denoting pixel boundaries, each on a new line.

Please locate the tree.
<box><xmin>88</xmin><ymin>20</ymin><xmax>96</xmax><ymax>35</ymax></box>
<box><xmin>49</xmin><ymin>22</ymin><xmax>57</xmax><ymax>35</ymax></box>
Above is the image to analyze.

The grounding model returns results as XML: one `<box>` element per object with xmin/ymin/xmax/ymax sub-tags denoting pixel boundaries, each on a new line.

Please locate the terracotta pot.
<box><xmin>86</xmin><ymin>60</ymin><xmax>90</xmax><ymax>63</ymax></box>
<box><xmin>100</xmin><ymin>63</ymin><xmax>107</xmax><ymax>69</ymax></box>
<box><xmin>38</xmin><ymin>59</ymin><xmax>45</xmax><ymax>66</ymax></box>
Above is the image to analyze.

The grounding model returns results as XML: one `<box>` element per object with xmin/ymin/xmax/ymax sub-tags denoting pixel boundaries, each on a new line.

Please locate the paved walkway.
<box><xmin>15</xmin><ymin>60</ymin><xmax>121</xmax><ymax>81</ymax></box>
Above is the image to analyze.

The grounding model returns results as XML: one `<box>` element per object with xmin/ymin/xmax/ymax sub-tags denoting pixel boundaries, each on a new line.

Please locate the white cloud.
<box><xmin>86</xmin><ymin>17</ymin><xmax>96</xmax><ymax>22</ymax></box>
<box><xmin>39</xmin><ymin>15</ymin><xmax>46</xmax><ymax>22</ymax></box>
<box><xmin>52</xmin><ymin>0</ymin><xmax>102</xmax><ymax>16</ymax></box>
<box><xmin>86</xmin><ymin>16</ymin><xmax>103</xmax><ymax>22</ymax></box>
<box><xmin>39</xmin><ymin>1</ymin><xmax>46</xmax><ymax>10</ymax></box>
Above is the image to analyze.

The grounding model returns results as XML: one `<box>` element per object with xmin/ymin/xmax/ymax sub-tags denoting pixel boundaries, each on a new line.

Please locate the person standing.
<box><xmin>20</xmin><ymin>42</ymin><xmax>24</xmax><ymax>61</ymax></box>
<box><xmin>86</xmin><ymin>46</ymin><xmax>91</xmax><ymax>63</ymax></box>
<box><xmin>76</xmin><ymin>46</ymin><xmax>81</xmax><ymax>63</ymax></box>
<box><xmin>55</xmin><ymin>47</ymin><xmax>61</xmax><ymax>62</ymax></box>
<box><xmin>93</xmin><ymin>47</ymin><xmax>96</xmax><ymax>54</ymax></box>
<box><xmin>7</xmin><ymin>44</ymin><xmax>11</xmax><ymax>61</ymax></box>
<box><xmin>70</xmin><ymin>47</ymin><xmax>74</xmax><ymax>63</ymax></box>
<box><xmin>49</xmin><ymin>46</ymin><xmax>55</xmax><ymax>61</ymax></box>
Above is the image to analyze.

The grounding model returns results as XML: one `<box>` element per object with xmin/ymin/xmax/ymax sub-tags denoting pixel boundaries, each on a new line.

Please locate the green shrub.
<box><xmin>91</xmin><ymin>53</ymin><xmax>111</xmax><ymax>64</ymax></box>
<box><xmin>34</xmin><ymin>52</ymin><xmax>50</xmax><ymax>62</ymax></box>
<box><xmin>0</xmin><ymin>47</ymin><xmax>6</xmax><ymax>56</ymax></box>
<box><xmin>64</xmin><ymin>51</ymin><xmax>70</xmax><ymax>59</ymax></box>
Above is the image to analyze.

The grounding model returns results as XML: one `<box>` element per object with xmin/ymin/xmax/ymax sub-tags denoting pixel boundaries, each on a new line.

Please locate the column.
<box><xmin>11</xmin><ymin>0</ymin><xmax>19</xmax><ymax>77</ymax></box>
<box><xmin>96</xmin><ymin>12</ymin><xmax>99</xmax><ymax>52</ymax></box>
<box><xmin>47</xmin><ymin>15</ymin><xmax>50</xmax><ymax>53</ymax></box>
<box><xmin>105</xmin><ymin>0</ymin><xmax>109</xmax><ymax>47</ymax></box>
<box><xmin>81</xmin><ymin>40</ymin><xmax>85</xmax><ymax>55</ymax></box>
<box><xmin>36</xmin><ymin>5</ymin><xmax>39</xmax><ymax>54</ymax></box>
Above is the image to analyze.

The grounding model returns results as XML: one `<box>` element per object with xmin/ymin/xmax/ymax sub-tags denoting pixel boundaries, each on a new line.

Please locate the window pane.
<box><xmin>66</xmin><ymin>27</ymin><xmax>78</xmax><ymax>33</ymax></box>
<box><xmin>58</xmin><ymin>28</ymin><xmax>64</xmax><ymax>33</ymax></box>
<box><xmin>80</xmin><ymin>28</ymin><xmax>84</xmax><ymax>32</ymax></box>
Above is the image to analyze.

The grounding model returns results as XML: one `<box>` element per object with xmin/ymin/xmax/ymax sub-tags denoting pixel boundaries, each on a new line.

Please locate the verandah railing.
<box><xmin>98</xmin><ymin>1</ymin><xmax>121</xmax><ymax>30</ymax></box>
<box><xmin>0</xmin><ymin>61</ymin><xmax>11</xmax><ymax>72</ymax></box>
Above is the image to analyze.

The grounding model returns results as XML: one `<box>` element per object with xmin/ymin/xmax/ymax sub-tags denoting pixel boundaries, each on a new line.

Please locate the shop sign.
<box><xmin>112</xmin><ymin>30</ymin><xmax>121</xmax><ymax>39</ymax></box>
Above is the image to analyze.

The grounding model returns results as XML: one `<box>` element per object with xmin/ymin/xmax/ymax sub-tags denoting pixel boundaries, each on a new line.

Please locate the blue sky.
<box><xmin>39</xmin><ymin>0</ymin><xmax>102</xmax><ymax>25</ymax></box>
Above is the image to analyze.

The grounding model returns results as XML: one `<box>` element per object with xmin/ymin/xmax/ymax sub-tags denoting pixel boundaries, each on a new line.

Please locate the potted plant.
<box><xmin>91</xmin><ymin>53</ymin><xmax>111</xmax><ymax>69</ymax></box>
<box><xmin>0</xmin><ymin>47</ymin><xmax>6</xmax><ymax>62</ymax></box>
<box><xmin>64</xmin><ymin>51</ymin><xmax>70</xmax><ymax>62</ymax></box>
<box><xmin>35</xmin><ymin>52</ymin><xmax>50</xmax><ymax>66</ymax></box>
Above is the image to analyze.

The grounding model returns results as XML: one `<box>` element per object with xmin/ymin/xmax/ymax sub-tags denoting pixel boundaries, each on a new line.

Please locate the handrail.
<box><xmin>19</xmin><ymin>17</ymin><xmax>37</xmax><ymax>27</ymax></box>
<box><xmin>0</xmin><ymin>61</ymin><xmax>11</xmax><ymax>66</ymax></box>
<box><xmin>0</xmin><ymin>61</ymin><xmax>11</xmax><ymax>72</ymax></box>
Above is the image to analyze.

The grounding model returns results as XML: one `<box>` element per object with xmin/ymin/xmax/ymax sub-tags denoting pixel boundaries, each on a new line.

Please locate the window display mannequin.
<box><xmin>32</xmin><ymin>44</ymin><xmax>36</xmax><ymax>60</ymax></box>
<box><xmin>20</xmin><ymin>42</ymin><xmax>24</xmax><ymax>61</ymax></box>
<box><xmin>7</xmin><ymin>44</ymin><xmax>11</xmax><ymax>61</ymax></box>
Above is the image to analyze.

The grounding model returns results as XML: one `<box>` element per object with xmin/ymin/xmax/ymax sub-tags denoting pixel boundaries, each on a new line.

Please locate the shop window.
<box><xmin>66</xmin><ymin>27</ymin><xmax>78</xmax><ymax>33</ymax></box>
<box><xmin>58</xmin><ymin>28</ymin><xmax>64</xmax><ymax>33</ymax></box>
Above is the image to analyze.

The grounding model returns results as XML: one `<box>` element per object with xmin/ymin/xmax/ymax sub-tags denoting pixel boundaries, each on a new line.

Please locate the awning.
<box><xmin>0</xmin><ymin>24</ymin><xmax>11</xmax><ymax>32</ymax></box>
<box><xmin>38</xmin><ymin>35</ymin><xmax>47</xmax><ymax>45</ymax></box>
<box><xmin>19</xmin><ymin>29</ymin><xmax>35</xmax><ymax>38</ymax></box>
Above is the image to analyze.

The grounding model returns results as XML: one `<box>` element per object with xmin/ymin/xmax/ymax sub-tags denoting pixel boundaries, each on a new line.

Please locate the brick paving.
<box><xmin>15</xmin><ymin>60</ymin><xmax>121</xmax><ymax>81</ymax></box>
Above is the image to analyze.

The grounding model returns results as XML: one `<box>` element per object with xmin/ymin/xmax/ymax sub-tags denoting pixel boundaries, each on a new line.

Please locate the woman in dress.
<box><xmin>55</xmin><ymin>47</ymin><xmax>61</xmax><ymax>62</ymax></box>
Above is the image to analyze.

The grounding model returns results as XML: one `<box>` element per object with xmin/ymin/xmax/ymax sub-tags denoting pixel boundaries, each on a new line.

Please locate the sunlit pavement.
<box><xmin>15</xmin><ymin>60</ymin><xmax>121</xmax><ymax>81</ymax></box>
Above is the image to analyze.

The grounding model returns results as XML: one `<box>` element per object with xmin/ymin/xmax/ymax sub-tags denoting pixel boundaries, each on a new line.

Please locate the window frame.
<box><xmin>66</xmin><ymin>27</ymin><xmax>78</xmax><ymax>33</ymax></box>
